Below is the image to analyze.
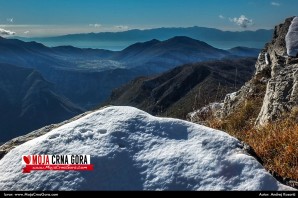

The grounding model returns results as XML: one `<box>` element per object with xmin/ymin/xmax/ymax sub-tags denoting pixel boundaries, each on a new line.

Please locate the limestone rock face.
<box><xmin>256</xmin><ymin>16</ymin><xmax>298</xmax><ymax>125</ymax></box>
<box><xmin>219</xmin><ymin>17</ymin><xmax>298</xmax><ymax>126</ymax></box>
<box><xmin>256</xmin><ymin>63</ymin><xmax>298</xmax><ymax>125</ymax></box>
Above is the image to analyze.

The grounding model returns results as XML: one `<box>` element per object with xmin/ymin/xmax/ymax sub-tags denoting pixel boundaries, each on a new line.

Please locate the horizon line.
<box><xmin>3</xmin><ymin>25</ymin><xmax>274</xmax><ymax>39</ymax></box>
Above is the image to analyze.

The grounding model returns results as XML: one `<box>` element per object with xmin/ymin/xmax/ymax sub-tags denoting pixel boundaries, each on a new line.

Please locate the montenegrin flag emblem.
<box><xmin>22</xmin><ymin>155</ymin><xmax>94</xmax><ymax>173</ymax></box>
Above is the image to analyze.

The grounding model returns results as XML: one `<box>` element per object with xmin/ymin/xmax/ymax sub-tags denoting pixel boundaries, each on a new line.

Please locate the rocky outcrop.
<box><xmin>187</xmin><ymin>103</ymin><xmax>223</xmax><ymax>124</ymax></box>
<box><xmin>256</xmin><ymin>17</ymin><xmax>298</xmax><ymax>125</ymax></box>
<box><xmin>217</xmin><ymin>17</ymin><xmax>298</xmax><ymax>126</ymax></box>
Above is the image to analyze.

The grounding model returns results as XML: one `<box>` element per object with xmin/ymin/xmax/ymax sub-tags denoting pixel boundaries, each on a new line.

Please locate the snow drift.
<box><xmin>286</xmin><ymin>17</ymin><xmax>298</xmax><ymax>57</ymax></box>
<box><xmin>0</xmin><ymin>106</ymin><xmax>293</xmax><ymax>191</ymax></box>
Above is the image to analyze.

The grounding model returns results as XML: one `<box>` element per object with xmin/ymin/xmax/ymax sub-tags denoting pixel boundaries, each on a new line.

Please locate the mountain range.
<box><xmin>0</xmin><ymin>36</ymin><xmax>261</xmax><ymax>109</ymax></box>
<box><xmin>18</xmin><ymin>26</ymin><xmax>273</xmax><ymax>50</ymax></box>
<box><xmin>0</xmin><ymin>35</ymin><xmax>263</xmax><ymax>142</ymax></box>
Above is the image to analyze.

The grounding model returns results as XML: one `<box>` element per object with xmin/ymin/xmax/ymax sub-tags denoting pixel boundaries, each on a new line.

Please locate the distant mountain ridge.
<box><xmin>17</xmin><ymin>26</ymin><xmax>273</xmax><ymax>50</ymax></box>
<box><xmin>114</xmin><ymin>36</ymin><xmax>229</xmax><ymax>60</ymax></box>
<box><xmin>25</xmin><ymin>26</ymin><xmax>273</xmax><ymax>42</ymax></box>
<box><xmin>112</xmin><ymin>36</ymin><xmax>231</xmax><ymax>72</ymax></box>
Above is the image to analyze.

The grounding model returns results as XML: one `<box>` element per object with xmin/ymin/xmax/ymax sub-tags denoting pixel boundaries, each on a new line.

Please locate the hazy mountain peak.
<box><xmin>167</xmin><ymin>36</ymin><xmax>206</xmax><ymax>43</ymax></box>
<box><xmin>122</xmin><ymin>38</ymin><xmax>161</xmax><ymax>51</ymax></box>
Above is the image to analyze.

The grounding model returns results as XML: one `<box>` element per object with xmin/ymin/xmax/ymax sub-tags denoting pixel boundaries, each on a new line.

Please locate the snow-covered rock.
<box><xmin>0</xmin><ymin>106</ymin><xmax>293</xmax><ymax>191</ymax></box>
<box><xmin>286</xmin><ymin>17</ymin><xmax>298</xmax><ymax>57</ymax></box>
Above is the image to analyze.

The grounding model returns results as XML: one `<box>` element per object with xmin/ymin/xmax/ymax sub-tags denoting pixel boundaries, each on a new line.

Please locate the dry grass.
<box><xmin>247</xmin><ymin>119</ymin><xmax>298</xmax><ymax>180</ymax></box>
<box><xmin>207</xmin><ymin>98</ymin><xmax>298</xmax><ymax>181</ymax></box>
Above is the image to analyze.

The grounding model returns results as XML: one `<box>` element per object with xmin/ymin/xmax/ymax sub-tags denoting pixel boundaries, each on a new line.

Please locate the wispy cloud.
<box><xmin>6</xmin><ymin>18</ymin><xmax>13</xmax><ymax>23</ymax></box>
<box><xmin>229</xmin><ymin>15</ymin><xmax>253</xmax><ymax>28</ymax></box>
<box><xmin>271</xmin><ymin>2</ymin><xmax>281</xmax><ymax>6</ymax></box>
<box><xmin>219</xmin><ymin>15</ymin><xmax>225</xmax><ymax>19</ymax></box>
<box><xmin>89</xmin><ymin>24</ymin><xmax>102</xmax><ymax>28</ymax></box>
<box><xmin>0</xmin><ymin>28</ymin><xmax>15</xmax><ymax>35</ymax></box>
<box><xmin>24</xmin><ymin>30</ymin><xmax>30</xmax><ymax>34</ymax></box>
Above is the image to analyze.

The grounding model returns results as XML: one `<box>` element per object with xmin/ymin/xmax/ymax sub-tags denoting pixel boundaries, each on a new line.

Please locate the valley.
<box><xmin>0</xmin><ymin>34</ymin><xmax>264</xmax><ymax>142</ymax></box>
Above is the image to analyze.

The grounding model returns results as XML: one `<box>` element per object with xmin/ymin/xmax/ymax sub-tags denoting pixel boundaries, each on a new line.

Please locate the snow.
<box><xmin>0</xmin><ymin>106</ymin><xmax>293</xmax><ymax>191</ymax></box>
<box><xmin>258</xmin><ymin>53</ymin><xmax>262</xmax><ymax>60</ymax></box>
<box><xmin>286</xmin><ymin>17</ymin><xmax>298</xmax><ymax>57</ymax></box>
<box><xmin>265</xmin><ymin>53</ymin><xmax>270</xmax><ymax>65</ymax></box>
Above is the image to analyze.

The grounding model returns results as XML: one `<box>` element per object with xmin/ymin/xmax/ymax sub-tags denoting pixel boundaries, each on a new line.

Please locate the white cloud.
<box><xmin>271</xmin><ymin>2</ymin><xmax>281</xmax><ymax>6</ymax></box>
<box><xmin>219</xmin><ymin>15</ymin><xmax>225</xmax><ymax>19</ymax></box>
<box><xmin>229</xmin><ymin>15</ymin><xmax>253</xmax><ymax>28</ymax></box>
<box><xmin>6</xmin><ymin>18</ymin><xmax>13</xmax><ymax>23</ymax></box>
<box><xmin>89</xmin><ymin>24</ymin><xmax>102</xmax><ymax>28</ymax></box>
<box><xmin>0</xmin><ymin>28</ymin><xmax>15</xmax><ymax>35</ymax></box>
<box><xmin>114</xmin><ymin>25</ymin><xmax>129</xmax><ymax>30</ymax></box>
<box><xmin>24</xmin><ymin>31</ymin><xmax>30</xmax><ymax>34</ymax></box>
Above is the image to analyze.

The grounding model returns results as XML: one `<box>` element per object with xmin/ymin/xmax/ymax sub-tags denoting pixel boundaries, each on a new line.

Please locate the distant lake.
<box><xmin>23</xmin><ymin>39</ymin><xmax>266</xmax><ymax>51</ymax></box>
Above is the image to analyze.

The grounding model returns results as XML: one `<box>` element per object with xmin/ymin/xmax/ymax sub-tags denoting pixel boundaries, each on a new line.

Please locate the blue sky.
<box><xmin>0</xmin><ymin>0</ymin><xmax>297</xmax><ymax>37</ymax></box>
